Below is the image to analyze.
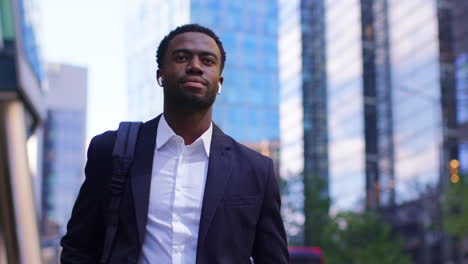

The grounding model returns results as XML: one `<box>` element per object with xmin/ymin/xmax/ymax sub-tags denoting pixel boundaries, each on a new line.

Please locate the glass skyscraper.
<box><xmin>322</xmin><ymin>0</ymin><xmax>461</xmax><ymax>262</ymax></box>
<box><xmin>389</xmin><ymin>0</ymin><xmax>443</xmax><ymax>202</ymax></box>
<box><xmin>279</xmin><ymin>0</ymin><xmax>304</xmax><ymax>181</ymax></box>
<box><xmin>278</xmin><ymin>0</ymin><xmax>330</xmax><ymax>245</ymax></box>
<box><xmin>323</xmin><ymin>0</ymin><xmax>460</xmax><ymax>210</ymax></box>
<box><xmin>326</xmin><ymin>0</ymin><xmax>366</xmax><ymax>212</ymax></box>
<box><xmin>1</xmin><ymin>0</ymin><xmax>45</xmax><ymax>261</ymax></box>
<box><xmin>453</xmin><ymin>0</ymin><xmax>468</xmax><ymax>175</ymax></box>
<box><xmin>278</xmin><ymin>0</ymin><xmax>305</xmax><ymax>243</ymax></box>
<box><xmin>125</xmin><ymin>0</ymin><xmax>279</xmax><ymax>145</ymax></box>
<box><xmin>41</xmin><ymin>64</ymin><xmax>88</xmax><ymax>258</ymax></box>
<box><xmin>278</xmin><ymin>3</ymin><xmax>463</xmax><ymax>257</ymax></box>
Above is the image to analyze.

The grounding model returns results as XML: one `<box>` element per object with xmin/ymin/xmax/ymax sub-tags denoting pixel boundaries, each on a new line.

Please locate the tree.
<box><xmin>303</xmin><ymin>173</ymin><xmax>330</xmax><ymax>247</ymax></box>
<box><xmin>443</xmin><ymin>174</ymin><xmax>468</xmax><ymax>237</ymax></box>
<box><xmin>280</xmin><ymin>172</ymin><xmax>331</xmax><ymax>246</ymax></box>
<box><xmin>280</xmin><ymin>174</ymin><xmax>306</xmax><ymax>245</ymax></box>
<box><xmin>321</xmin><ymin>212</ymin><xmax>411</xmax><ymax>264</ymax></box>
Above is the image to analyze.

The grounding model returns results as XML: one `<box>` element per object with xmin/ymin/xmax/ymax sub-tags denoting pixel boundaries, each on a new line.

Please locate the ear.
<box><xmin>157</xmin><ymin>69</ymin><xmax>164</xmax><ymax>86</ymax></box>
<box><xmin>218</xmin><ymin>76</ymin><xmax>224</xmax><ymax>93</ymax></box>
<box><xmin>157</xmin><ymin>69</ymin><xmax>162</xmax><ymax>80</ymax></box>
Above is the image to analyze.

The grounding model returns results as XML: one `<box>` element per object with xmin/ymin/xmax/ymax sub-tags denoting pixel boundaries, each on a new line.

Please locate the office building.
<box><xmin>278</xmin><ymin>0</ymin><xmax>464</xmax><ymax>252</ymax></box>
<box><xmin>278</xmin><ymin>0</ymin><xmax>330</xmax><ymax>245</ymax></box>
<box><xmin>450</xmin><ymin>1</ymin><xmax>468</xmax><ymax>262</ymax></box>
<box><xmin>325</xmin><ymin>0</ymin><xmax>462</xmax><ymax>262</ymax></box>
<box><xmin>125</xmin><ymin>0</ymin><xmax>279</xmax><ymax>145</ymax></box>
<box><xmin>0</xmin><ymin>0</ymin><xmax>45</xmax><ymax>262</ymax></box>
<box><xmin>323</xmin><ymin>0</ymin><xmax>460</xmax><ymax>209</ymax></box>
<box><xmin>453</xmin><ymin>0</ymin><xmax>468</xmax><ymax>175</ymax></box>
<box><xmin>325</xmin><ymin>0</ymin><xmax>369</xmax><ymax>212</ymax></box>
<box><xmin>41</xmin><ymin>63</ymin><xmax>87</xmax><ymax>247</ymax></box>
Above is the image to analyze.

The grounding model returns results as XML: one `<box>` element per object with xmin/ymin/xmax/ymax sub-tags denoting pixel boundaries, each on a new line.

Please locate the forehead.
<box><xmin>167</xmin><ymin>32</ymin><xmax>221</xmax><ymax>57</ymax></box>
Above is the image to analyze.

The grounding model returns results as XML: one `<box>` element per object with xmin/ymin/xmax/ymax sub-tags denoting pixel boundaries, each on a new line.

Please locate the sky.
<box><xmin>40</xmin><ymin>0</ymin><xmax>127</xmax><ymax>144</ymax></box>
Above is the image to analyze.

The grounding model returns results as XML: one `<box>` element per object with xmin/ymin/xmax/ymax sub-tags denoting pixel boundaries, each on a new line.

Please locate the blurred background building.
<box><xmin>276</xmin><ymin>0</ymin><xmax>466</xmax><ymax>262</ymax></box>
<box><xmin>453</xmin><ymin>0</ymin><xmax>468</xmax><ymax>175</ymax></box>
<box><xmin>278</xmin><ymin>0</ymin><xmax>330</xmax><ymax>246</ymax></box>
<box><xmin>40</xmin><ymin>63</ymin><xmax>87</xmax><ymax>263</ymax></box>
<box><xmin>0</xmin><ymin>0</ymin><xmax>45</xmax><ymax>262</ymax></box>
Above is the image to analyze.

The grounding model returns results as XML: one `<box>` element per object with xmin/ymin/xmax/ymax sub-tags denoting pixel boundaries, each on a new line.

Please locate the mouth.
<box><xmin>183</xmin><ymin>81</ymin><xmax>205</xmax><ymax>89</ymax></box>
<box><xmin>179</xmin><ymin>76</ymin><xmax>207</xmax><ymax>89</ymax></box>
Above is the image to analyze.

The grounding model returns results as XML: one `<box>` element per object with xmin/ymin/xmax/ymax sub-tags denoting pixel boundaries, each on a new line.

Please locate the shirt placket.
<box><xmin>172</xmin><ymin>142</ymin><xmax>186</xmax><ymax>264</ymax></box>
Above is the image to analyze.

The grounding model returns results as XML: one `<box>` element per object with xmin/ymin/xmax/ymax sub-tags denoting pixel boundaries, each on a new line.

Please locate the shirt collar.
<box><xmin>156</xmin><ymin>114</ymin><xmax>212</xmax><ymax>157</ymax></box>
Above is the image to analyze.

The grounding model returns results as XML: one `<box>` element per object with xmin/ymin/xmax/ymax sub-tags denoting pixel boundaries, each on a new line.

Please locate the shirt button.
<box><xmin>174</xmin><ymin>245</ymin><xmax>183</xmax><ymax>253</ymax></box>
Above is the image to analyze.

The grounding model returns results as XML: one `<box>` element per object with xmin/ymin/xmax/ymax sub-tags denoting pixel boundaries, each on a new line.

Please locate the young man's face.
<box><xmin>159</xmin><ymin>32</ymin><xmax>224</xmax><ymax>111</ymax></box>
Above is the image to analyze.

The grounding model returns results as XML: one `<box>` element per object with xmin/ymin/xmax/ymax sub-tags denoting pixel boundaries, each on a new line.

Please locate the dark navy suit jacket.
<box><xmin>61</xmin><ymin>116</ymin><xmax>289</xmax><ymax>263</ymax></box>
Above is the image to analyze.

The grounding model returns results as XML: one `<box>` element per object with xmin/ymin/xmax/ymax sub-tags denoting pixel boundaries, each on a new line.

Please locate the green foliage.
<box><xmin>303</xmin><ymin>174</ymin><xmax>330</xmax><ymax>246</ymax></box>
<box><xmin>280</xmin><ymin>174</ymin><xmax>306</xmax><ymax>245</ymax></box>
<box><xmin>321</xmin><ymin>212</ymin><xmax>411</xmax><ymax>264</ymax></box>
<box><xmin>443</xmin><ymin>175</ymin><xmax>468</xmax><ymax>237</ymax></box>
<box><xmin>295</xmin><ymin>172</ymin><xmax>409</xmax><ymax>263</ymax></box>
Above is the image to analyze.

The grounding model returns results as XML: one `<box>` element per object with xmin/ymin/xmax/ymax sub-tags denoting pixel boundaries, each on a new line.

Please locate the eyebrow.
<box><xmin>171</xmin><ymin>49</ymin><xmax>218</xmax><ymax>60</ymax></box>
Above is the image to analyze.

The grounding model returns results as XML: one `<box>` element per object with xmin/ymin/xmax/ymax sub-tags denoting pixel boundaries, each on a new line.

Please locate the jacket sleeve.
<box><xmin>251</xmin><ymin>159</ymin><xmax>289</xmax><ymax>263</ymax></box>
<box><xmin>60</xmin><ymin>134</ymin><xmax>112</xmax><ymax>263</ymax></box>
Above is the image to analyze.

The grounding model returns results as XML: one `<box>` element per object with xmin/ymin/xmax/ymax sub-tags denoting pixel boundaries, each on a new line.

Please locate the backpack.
<box><xmin>100</xmin><ymin>121</ymin><xmax>142</xmax><ymax>263</ymax></box>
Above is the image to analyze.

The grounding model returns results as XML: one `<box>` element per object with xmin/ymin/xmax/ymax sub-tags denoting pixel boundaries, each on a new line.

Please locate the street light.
<box><xmin>449</xmin><ymin>159</ymin><xmax>460</xmax><ymax>183</ymax></box>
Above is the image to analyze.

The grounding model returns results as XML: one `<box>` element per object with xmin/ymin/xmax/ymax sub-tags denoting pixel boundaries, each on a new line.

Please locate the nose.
<box><xmin>186</xmin><ymin>57</ymin><xmax>203</xmax><ymax>75</ymax></box>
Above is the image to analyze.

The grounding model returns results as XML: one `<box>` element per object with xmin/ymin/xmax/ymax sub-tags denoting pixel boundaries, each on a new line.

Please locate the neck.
<box><xmin>163</xmin><ymin>105</ymin><xmax>212</xmax><ymax>145</ymax></box>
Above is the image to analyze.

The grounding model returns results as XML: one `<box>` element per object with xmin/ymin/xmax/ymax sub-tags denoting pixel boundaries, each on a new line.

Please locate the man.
<box><xmin>61</xmin><ymin>24</ymin><xmax>289</xmax><ymax>264</ymax></box>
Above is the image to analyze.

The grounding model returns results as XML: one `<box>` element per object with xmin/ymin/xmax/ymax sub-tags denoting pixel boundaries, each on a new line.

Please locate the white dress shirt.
<box><xmin>138</xmin><ymin>115</ymin><xmax>212</xmax><ymax>264</ymax></box>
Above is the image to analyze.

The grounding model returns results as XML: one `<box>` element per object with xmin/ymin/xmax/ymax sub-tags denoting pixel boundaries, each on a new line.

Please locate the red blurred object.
<box><xmin>288</xmin><ymin>246</ymin><xmax>325</xmax><ymax>264</ymax></box>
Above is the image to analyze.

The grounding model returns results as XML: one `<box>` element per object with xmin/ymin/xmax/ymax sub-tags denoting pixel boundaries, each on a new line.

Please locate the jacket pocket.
<box><xmin>223</xmin><ymin>195</ymin><xmax>260</xmax><ymax>207</ymax></box>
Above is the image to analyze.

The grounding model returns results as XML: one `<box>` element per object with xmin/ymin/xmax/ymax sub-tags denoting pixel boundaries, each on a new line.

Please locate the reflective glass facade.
<box><xmin>126</xmin><ymin>0</ymin><xmax>279</xmax><ymax>144</ymax></box>
<box><xmin>1</xmin><ymin>0</ymin><xmax>45</xmax><ymax>261</ymax></box>
<box><xmin>277</xmin><ymin>0</ymin><xmax>463</xmax><ymax>256</ymax></box>
<box><xmin>42</xmin><ymin>110</ymin><xmax>86</xmax><ymax>230</ymax></box>
<box><xmin>42</xmin><ymin>64</ymin><xmax>88</xmax><ymax>238</ymax></box>
<box><xmin>301</xmin><ymin>0</ymin><xmax>328</xmax><ymax>187</ymax></box>
<box><xmin>279</xmin><ymin>0</ymin><xmax>330</xmax><ymax>244</ymax></box>
<box><xmin>453</xmin><ymin>0</ymin><xmax>468</xmax><ymax>175</ymax></box>
<box><xmin>278</xmin><ymin>0</ymin><xmax>305</xmax><ymax>243</ymax></box>
<box><xmin>326</xmin><ymin>0</ymin><xmax>366</xmax><ymax>212</ymax></box>
<box><xmin>373</xmin><ymin>0</ymin><xmax>395</xmax><ymax>206</ymax></box>
<box><xmin>18</xmin><ymin>0</ymin><xmax>44</xmax><ymax>83</ymax></box>
<box><xmin>455</xmin><ymin>53</ymin><xmax>468</xmax><ymax>175</ymax></box>
<box><xmin>325</xmin><ymin>0</ymin><xmax>449</xmax><ymax>209</ymax></box>
<box><xmin>279</xmin><ymin>0</ymin><xmax>304</xmax><ymax>179</ymax></box>
<box><xmin>456</xmin><ymin>54</ymin><xmax>468</xmax><ymax>125</ymax></box>
<box><xmin>388</xmin><ymin>0</ymin><xmax>442</xmax><ymax>202</ymax></box>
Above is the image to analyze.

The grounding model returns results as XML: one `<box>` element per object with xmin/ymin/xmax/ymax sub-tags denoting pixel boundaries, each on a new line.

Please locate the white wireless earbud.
<box><xmin>157</xmin><ymin>76</ymin><xmax>164</xmax><ymax>87</ymax></box>
<box><xmin>218</xmin><ymin>83</ymin><xmax>222</xmax><ymax>94</ymax></box>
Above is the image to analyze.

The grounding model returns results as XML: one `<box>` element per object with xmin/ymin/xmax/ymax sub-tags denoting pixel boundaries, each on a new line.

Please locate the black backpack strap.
<box><xmin>100</xmin><ymin>121</ymin><xmax>142</xmax><ymax>264</ymax></box>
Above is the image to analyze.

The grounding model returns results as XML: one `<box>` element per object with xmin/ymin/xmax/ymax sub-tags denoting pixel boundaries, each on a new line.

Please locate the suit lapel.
<box><xmin>129</xmin><ymin>115</ymin><xmax>160</xmax><ymax>246</ymax></box>
<box><xmin>197</xmin><ymin>125</ymin><xmax>233</xmax><ymax>251</ymax></box>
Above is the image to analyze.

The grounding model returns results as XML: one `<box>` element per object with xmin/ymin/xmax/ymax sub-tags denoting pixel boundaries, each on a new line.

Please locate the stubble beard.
<box><xmin>164</xmin><ymin>78</ymin><xmax>217</xmax><ymax>112</ymax></box>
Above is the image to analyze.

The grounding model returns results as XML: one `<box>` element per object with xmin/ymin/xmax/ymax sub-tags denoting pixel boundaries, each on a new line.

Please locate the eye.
<box><xmin>202</xmin><ymin>57</ymin><xmax>215</xmax><ymax>65</ymax></box>
<box><xmin>175</xmin><ymin>55</ymin><xmax>188</xmax><ymax>62</ymax></box>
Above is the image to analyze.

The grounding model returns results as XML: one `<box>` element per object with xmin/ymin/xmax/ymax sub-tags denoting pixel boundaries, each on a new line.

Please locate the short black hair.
<box><xmin>156</xmin><ymin>24</ymin><xmax>226</xmax><ymax>72</ymax></box>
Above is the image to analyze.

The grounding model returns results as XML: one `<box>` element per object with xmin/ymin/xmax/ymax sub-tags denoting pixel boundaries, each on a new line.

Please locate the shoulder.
<box><xmin>87</xmin><ymin>130</ymin><xmax>117</xmax><ymax>158</ymax></box>
<box><xmin>87</xmin><ymin>117</ymin><xmax>158</xmax><ymax>159</ymax></box>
